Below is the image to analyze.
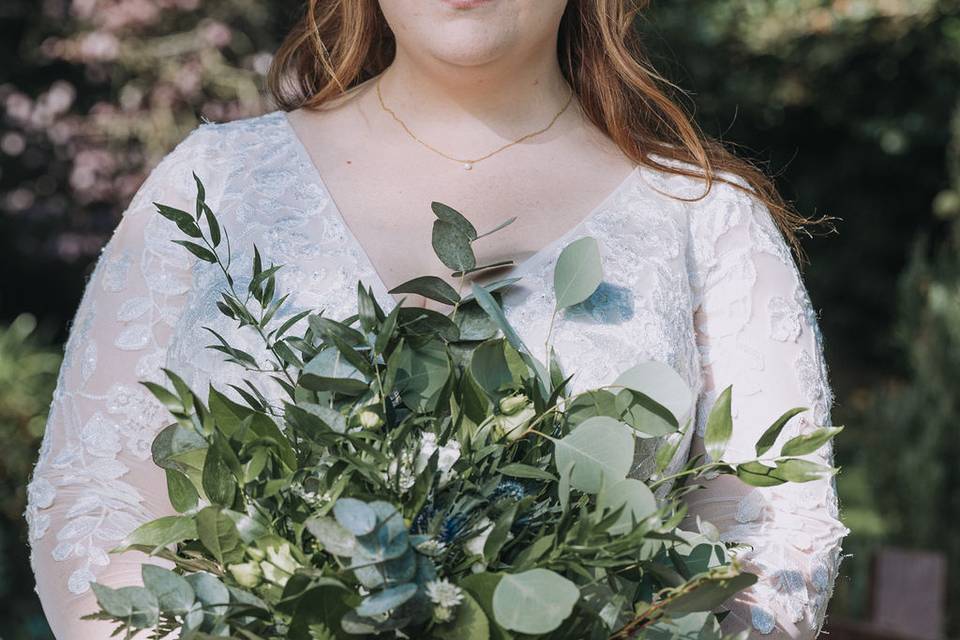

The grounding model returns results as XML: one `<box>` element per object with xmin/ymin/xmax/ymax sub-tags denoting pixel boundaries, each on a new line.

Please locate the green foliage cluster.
<box><xmin>0</xmin><ymin>315</ymin><xmax>60</xmax><ymax>637</ymax></box>
<box><xmin>844</xmin><ymin>103</ymin><xmax>960</xmax><ymax>628</ymax></box>
<box><xmin>85</xmin><ymin>179</ymin><xmax>838</xmax><ymax>639</ymax></box>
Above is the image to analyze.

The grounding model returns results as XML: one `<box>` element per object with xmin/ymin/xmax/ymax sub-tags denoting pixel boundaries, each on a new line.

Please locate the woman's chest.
<box><xmin>166</xmin><ymin>152</ymin><xmax>703</xmax><ymax>405</ymax></box>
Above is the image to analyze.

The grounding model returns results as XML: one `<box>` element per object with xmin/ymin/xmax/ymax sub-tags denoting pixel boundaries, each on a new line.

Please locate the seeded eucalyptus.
<box><xmin>85</xmin><ymin>174</ymin><xmax>841</xmax><ymax>639</ymax></box>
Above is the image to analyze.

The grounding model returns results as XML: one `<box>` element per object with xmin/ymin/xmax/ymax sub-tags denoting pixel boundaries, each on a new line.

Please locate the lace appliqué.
<box><xmin>25</xmin><ymin>130</ymin><xmax>202</xmax><ymax>595</ymax></box>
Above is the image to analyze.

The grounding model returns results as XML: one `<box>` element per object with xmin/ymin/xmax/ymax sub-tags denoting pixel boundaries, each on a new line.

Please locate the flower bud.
<box><xmin>265</xmin><ymin>541</ymin><xmax>300</xmax><ymax>575</ymax></box>
<box><xmin>359</xmin><ymin>409</ymin><xmax>383</xmax><ymax>429</ymax></box>
<box><xmin>228</xmin><ymin>561</ymin><xmax>262</xmax><ymax>588</ymax></box>
<box><xmin>498</xmin><ymin>393</ymin><xmax>530</xmax><ymax>416</ymax></box>
<box><xmin>494</xmin><ymin>405</ymin><xmax>535</xmax><ymax>442</ymax></box>
<box><xmin>260</xmin><ymin>560</ymin><xmax>292</xmax><ymax>587</ymax></box>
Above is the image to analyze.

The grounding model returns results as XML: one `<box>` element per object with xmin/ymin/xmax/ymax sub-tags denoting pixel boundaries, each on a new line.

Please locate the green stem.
<box><xmin>201</xmin><ymin>235</ymin><xmax>297</xmax><ymax>391</ymax></box>
<box><xmin>648</xmin><ymin>461</ymin><xmax>726</xmax><ymax>490</ymax></box>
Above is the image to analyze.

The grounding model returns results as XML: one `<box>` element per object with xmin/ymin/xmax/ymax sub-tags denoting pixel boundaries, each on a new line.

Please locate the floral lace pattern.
<box><xmin>25</xmin><ymin>110</ymin><xmax>848</xmax><ymax>639</ymax></box>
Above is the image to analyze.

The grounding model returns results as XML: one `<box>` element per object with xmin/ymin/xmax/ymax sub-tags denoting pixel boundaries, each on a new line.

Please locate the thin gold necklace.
<box><xmin>375</xmin><ymin>74</ymin><xmax>575</xmax><ymax>171</ymax></box>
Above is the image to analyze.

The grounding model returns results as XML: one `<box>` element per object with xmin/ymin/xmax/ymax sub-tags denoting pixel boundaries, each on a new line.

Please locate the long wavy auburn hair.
<box><xmin>267</xmin><ymin>0</ymin><xmax>827</xmax><ymax>264</ymax></box>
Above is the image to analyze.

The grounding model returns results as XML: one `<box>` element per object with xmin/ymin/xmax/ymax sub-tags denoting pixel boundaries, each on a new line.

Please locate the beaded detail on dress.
<box><xmin>25</xmin><ymin>110</ymin><xmax>849</xmax><ymax>639</ymax></box>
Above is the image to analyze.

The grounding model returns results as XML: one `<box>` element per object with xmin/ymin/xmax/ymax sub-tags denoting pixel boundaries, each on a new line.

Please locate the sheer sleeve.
<box><xmin>681</xmin><ymin>181</ymin><xmax>850</xmax><ymax>638</ymax></box>
<box><xmin>24</xmin><ymin>125</ymin><xmax>213</xmax><ymax>638</ymax></box>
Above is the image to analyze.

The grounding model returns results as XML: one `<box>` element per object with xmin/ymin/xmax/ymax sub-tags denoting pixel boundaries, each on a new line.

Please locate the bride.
<box><xmin>25</xmin><ymin>0</ymin><xmax>849</xmax><ymax>637</ymax></box>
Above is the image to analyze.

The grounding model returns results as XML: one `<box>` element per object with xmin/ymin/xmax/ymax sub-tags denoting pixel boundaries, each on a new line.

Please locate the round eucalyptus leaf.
<box><xmin>647</xmin><ymin>612</ymin><xmax>722</xmax><ymax>640</ymax></box>
<box><xmin>435</xmin><ymin>591</ymin><xmax>489</xmax><ymax>640</ymax></box>
<box><xmin>90</xmin><ymin>583</ymin><xmax>161</xmax><ymax>628</ymax></box>
<box><xmin>554</xmin><ymin>416</ymin><xmax>634</xmax><ymax>494</ymax></box>
<box><xmin>554</xmin><ymin>236</ymin><xmax>603</xmax><ymax>309</ymax></box>
<box><xmin>333</xmin><ymin>498</ymin><xmax>378</xmax><ymax>536</ymax></box>
<box><xmin>396</xmin><ymin>340</ymin><xmax>451</xmax><ymax>412</ymax></box>
<box><xmin>470</xmin><ymin>339</ymin><xmax>517</xmax><ymax>399</ymax></box>
<box><xmin>142</xmin><ymin>564</ymin><xmax>195</xmax><ymax>615</ymax></box>
<box><xmin>597</xmin><ymin>478</ymin><xmax>658</xmax><ymax>535</ymax></box>
<box><xmin>432</xmin><ymin>201</ymin><xmax>478</xmax><ymax>240</ymax></box>
<box><xmin>613</xmin><ymin>361</ymin><xmax>693</xmax><ymax>426</ymax></box>
<box><xmin>300</xmin><ymin>348</ymin><xmax>369</xmax><ymax>395</ymax></box>
<box><xmin>433</xmin><ymin>219</ymin><xmax>476</xmax><ymax>272</ymax></box>
<box><xmin>355</xmin><ymin>583</ymin><xmax>418</xmax><ymax>617</ymax></box>
<box><xmin>492</xmin><ymin>569</ymin><xmax>579</xmax><ymax>634</ymax></box>
<box><xmin>306</xmin><ymin>516</ymin><xmax>358</xmax><ymax>557</ymax></box>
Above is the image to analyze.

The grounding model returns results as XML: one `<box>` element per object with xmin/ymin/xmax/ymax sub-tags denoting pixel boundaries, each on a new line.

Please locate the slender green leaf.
<box><xmin>704</xmin><ymin>386</ymin><xmax>733</xmax><ymax>462</ymax></box>
<box><xmin>389</xmin><ymin>276</ymin><xmax>460</xmax><ymax>305</ymax></box>
<box><xmin>780</xmin><ymin>426</ymin><xmax>843</xmax><ymax>457</ymax></box>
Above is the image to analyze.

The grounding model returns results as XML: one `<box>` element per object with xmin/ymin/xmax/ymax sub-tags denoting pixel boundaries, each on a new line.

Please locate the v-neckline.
<box><xmin>278</xmin><ymin>109</ymin><xmax>639</xmax><ymax>306</ymax></box>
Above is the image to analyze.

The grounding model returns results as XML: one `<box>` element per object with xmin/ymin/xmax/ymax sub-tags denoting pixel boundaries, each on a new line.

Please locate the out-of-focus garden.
<box><xmin>1</xmin><ymin>0</ymin><xmax>957</xmax><ymax>637</ymax></box>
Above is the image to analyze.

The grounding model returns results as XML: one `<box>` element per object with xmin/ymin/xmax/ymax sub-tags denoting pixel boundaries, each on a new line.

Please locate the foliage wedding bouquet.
<box><xmin>86</xmin><ymin>175</ymin><xmax>841</xmax><ymax>639</ymax></box>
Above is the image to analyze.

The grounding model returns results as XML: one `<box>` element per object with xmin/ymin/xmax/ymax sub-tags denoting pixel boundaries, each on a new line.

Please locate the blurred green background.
<box><xmin>2</xmin><ymin>0</ymin><xmax>958</xmax><ymax>637</ymax></box>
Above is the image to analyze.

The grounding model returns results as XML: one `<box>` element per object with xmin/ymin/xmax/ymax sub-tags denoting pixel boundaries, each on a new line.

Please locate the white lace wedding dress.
<box><xmin>25</xmin><ymin>109</ymin><xmax>849</xmax><ymax>639</ymax></box>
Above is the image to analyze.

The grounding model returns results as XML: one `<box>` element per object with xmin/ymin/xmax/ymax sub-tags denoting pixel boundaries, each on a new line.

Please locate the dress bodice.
<box><xmin>25</xmin><ymin>110</ymin><xmax>849</xmax><ymax>639</ymax></box>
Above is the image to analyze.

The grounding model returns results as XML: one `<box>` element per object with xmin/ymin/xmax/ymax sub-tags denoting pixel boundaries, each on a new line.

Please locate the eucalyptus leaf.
<box><xmin>333</xmin><ymin>498</ymin><xmax>378</xmax><ymax>536</ymax></box>
<box><xmin>433</xmin><ymin>219</ymin><xmax>476</xmax><ymax>272</ymax></box>
<box><xmin>597</xmin><ymin>478</ymin><xmax>658</xmax><ymax>535</ymax></box>
<box><xmin>142</xmin><ymin>565</ymin><xmax>195</xmax><ymax>615</ymax></box>
<box><xmin>613</xmin><ymin>362</ymin><xmax>692</xmax><ymax>427</ymax></box>
<box><xmin>306</xmin><ymin>516</ymin><xmax>358</xmax><ymax>557</ymax></box>
<box><xmin>434</xmin><ymin>591</ymin><xmax>489</xmax><ymax>640</ymax></box>
<box><xmin>553</xmin><ymin>236</ymin><xmax>603</xmax><ymax>309</ymax></box>
<box><xmin>492</xmin><ymin>569</ymin><xmax>579</xmax><ymax>634</ymax></box>
<box><xmin>431</xmin><ymin>201</ymin><xmax>478</xmax><ymax>240</ymax></box>
<box><xmin>355</xmin><ymin>583</ymin><xmax>418</xmax><ymax>617</ymax></box>
<box><xmin>90</xmin><ymin>584</ymin><xmax>160</xmax><ymax>629</ymax></box>
<box><xmin>300</xmin><ymin>348</ymin><xmax>369</xmax><ymax>396</ymax></box>
<box><xmin>553</xmin><ymin>416</ymin><xmax>634</xmax><ymax>494</ymax></box>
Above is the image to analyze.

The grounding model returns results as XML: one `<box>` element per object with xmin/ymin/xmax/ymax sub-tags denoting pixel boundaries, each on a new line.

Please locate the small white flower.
<box><xmin>415</xmin><ymin>538</ymin><xmax>447</xmax><ymax>556</ymax></box>
<box><xmin>359</xmin><ymin>409</ymin><xmax>383</xmax><ymax>429</ymax></box>
<box><xmin>433</xmin><ymin>605</ymin><xmax>454</xmax><ymax>623</ymax></box>
<box><xmin>425</xmin><ymin>578</ymin><xmax>464</xmax><ymax>609</ymax></box>
<box><xmin>415</xmin><ymin>433</ymin><xmax>462</xmax><ymax>488</ymax></box>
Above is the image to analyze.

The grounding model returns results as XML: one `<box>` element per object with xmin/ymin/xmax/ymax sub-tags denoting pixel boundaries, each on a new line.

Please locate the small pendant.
<box><xmin>462</xmin><ymin>162</ymin><xmax>473</xmax><ymax>171</ymax></box>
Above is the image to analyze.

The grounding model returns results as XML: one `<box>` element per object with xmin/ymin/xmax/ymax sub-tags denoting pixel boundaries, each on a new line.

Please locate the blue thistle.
<box><xmin>437</xmin><ymin>514</ymin><xmax>469</xmax><ymax>545</ymax></box>
<box><xmin>412</xmin><ymin>504</ymin><xmax>437</xmax><ymax>533</ymax></box>
<box><xmin>491</xmin><ymin>479</ymin><xmax>526</xmax><ymax>502</ymax></box>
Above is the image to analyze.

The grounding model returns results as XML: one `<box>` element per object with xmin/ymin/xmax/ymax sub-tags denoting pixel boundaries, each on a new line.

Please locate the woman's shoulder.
<box><xmin>637</xmin><ymin>153</ymin><xmax>757</xmax><ymax>207</ymax></box>
<box><xmin>638</xmin><ymin>154</ymin><xmax>775</xmax><ymax>234</ymax></box>
<box><xmin>174</xmin><ymin>108</ymin><xmax>292</xmax><ymax>165</ymax></box>
<box><xmin>137</xmin><ymin>109</ymin><xmax>294</xmax><ymax>208</ymax></box>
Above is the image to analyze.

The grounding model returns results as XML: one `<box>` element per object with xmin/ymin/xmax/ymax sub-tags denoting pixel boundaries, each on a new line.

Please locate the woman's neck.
<box><xmin>373</xmin><ymin>43</ymin><xmax>574</xmax><ymax>136</ymax></box>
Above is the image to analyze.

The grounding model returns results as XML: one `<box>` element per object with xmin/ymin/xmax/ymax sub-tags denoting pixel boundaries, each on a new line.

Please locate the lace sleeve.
<box><xmin>24</xmin><ymin>126</ymin><xmax>213</xmax><ymax>638</ymax></box>
<box><xmin>682</xmin><ymin>181</ymin><xmax>850</xmax><ymax>638</ymax></box>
